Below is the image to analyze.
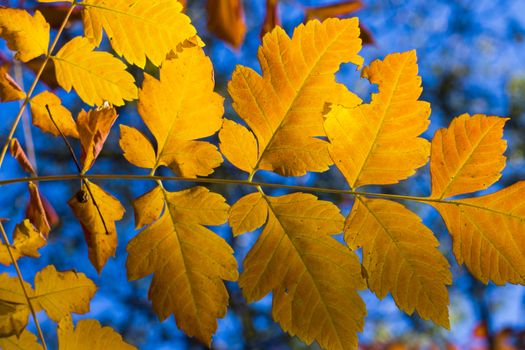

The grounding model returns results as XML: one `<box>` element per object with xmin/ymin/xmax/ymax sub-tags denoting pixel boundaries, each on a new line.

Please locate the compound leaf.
<box><xmin>225</xmin><ymin>18</ymin><xmax>363</xmax><ymax>176</ymax></box>
<box><xmin>325</xmin><ymin>50</ymin><xmax>430</xmax><ymax>188</ymax></box>
<box><xmin>345</xmin><ymin>198</ymin><xmax>451</xmax><ymax>328</ymax></box>
<box><xmin>238</xmin><ymin>192</ymin><xmax>365</xmax><ymax>350</ymax></box>
<box><xmin>127</xmin><ymin>186</ymin><xmax>237</xmax><ymax>345</ymax></box>
<box><xmin>52</xmin><ymin>36</ymin><xmax>137</xmax><ymax>106</ymax></box>
<box><xmin>80</xmin><ymin>0</ymin><xmax>196</xmax><ymax>67</ymax></box>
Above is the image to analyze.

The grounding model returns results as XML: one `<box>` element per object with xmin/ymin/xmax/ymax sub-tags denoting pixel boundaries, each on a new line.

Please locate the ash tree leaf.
<box><xmin>224</xmin><ymin>17</ymin><xmax>363</xmax><ymax>177</ymax></box>
<box><xmin>0</xmin><ymin>66</ymin><xmax>25</xmax><ymax>102</ymax></box>
<box><xmin>0</xmin><ymin>8</ymin><xmax>49</xmax><ymax>62</ymax></box>
<box><xmin>236</xmin><ymin>192</ymin><xmax>366</xmax><ymax>350</ymax></box>
<box><xmin>120</xmin><ymin>45</ymin><xmax>224</xmax><ymax>177</ymax></box>
<box><xmin>33</xmin><ymin>265</ymin><xmax>96</xmax><ymax>322</ymax></box>
<box><xmin>30</xmin><ymin>91</ymin><xmax>79</xmax><ymax>138</ymax></box>
<box><xmin>52</xmin><ymin>36</ymin><xmax>138</xmax><ymax>106</ymax></box>
<box><xmin>427</xmin><ymin>113</ymin><xmax>523</xmax><ymax>285</ymax></box>
<box><xmin>324</xmin><ymin>50</ymin><xmax>430</xmax><ymax>189</ymax></box>
<box><xmin>80</xmin><ymin>0</ymin><xmax>197</xmax><ymax>68</ymax></box>
<box><xmin>127</xmin><ymin>186</ymin><xmax>237</xmax><ymax>346</ymax></box>
<box><xmin>0</xmin><ymin>272</ymin><xmax>32</xmax><ymax>337</ymax></box>
<box><xmin>0</xmin><ymin>219</ymin><xmax>46</xmax><ymax>266</ymax></box>
<box><xmin>228</xmin><ymin>192</ymin><xmax>267</xmax><ymax>236</ymax></box>
<box><xmin>68</xmin><ymin>181</ymin><xmax>125</xmax><ymax>273</ymax></box>
<box><xmin>27</xmin><ymin>182</ymin><xmax>52</xmax><ymax>237</ymax></box>
<box><xmin>206</xmin><ymin>0</ymin><xmax>246</xmax><ymax>48</ymax></box>
<box><xmin>77</xmin><ymin>104</ymin><xmax>118</xmax><ymax>173</ymax></box>
<box><xmin>430</xmin><ymin>113</ymin><xmax>508</xmax><ymax>199</ymax></box>
<box><xmin>0</xmin><ymin>329</ymin><xmax>43</xmax><ymax>350</ymax></box>
<box><xmin>345</xmin><ymin>198</ymin><xmax>451</xmax><ymax>328</ymax></box>
<box><xmin>57</xmin><ymin>316</ymin><xmax>136</xmax><ymax>350</ymax></box>
<box><xmin>10</xmin><ymin>139</ymin><xmax>36</xmax><ymax>175</ymax></box>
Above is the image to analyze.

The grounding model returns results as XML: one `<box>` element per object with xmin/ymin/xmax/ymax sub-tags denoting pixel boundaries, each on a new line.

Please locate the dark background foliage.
<box><xmin>1</xmin><ymin>0</ymin><xmax>525</xmax><ymax>348</ymax></box>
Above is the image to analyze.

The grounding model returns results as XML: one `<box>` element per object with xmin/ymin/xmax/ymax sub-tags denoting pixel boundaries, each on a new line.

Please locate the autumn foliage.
<box><xmin>0</xmin><ymin>1</ymin><xmax>521</xmax><ymax>350</ymax></box>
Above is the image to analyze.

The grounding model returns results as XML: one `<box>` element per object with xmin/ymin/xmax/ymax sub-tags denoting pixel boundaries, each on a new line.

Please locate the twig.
<box><xmin>44</xmin><ymin>105</ymin><xmax>110</xmax><ymax>235</ymax></box>
<box><xmin>0</xmin><ymin>222</ymin><xmax>47</xmax><ymax>350</ymax></box>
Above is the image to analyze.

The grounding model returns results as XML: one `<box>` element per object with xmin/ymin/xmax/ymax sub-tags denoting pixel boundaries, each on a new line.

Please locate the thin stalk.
<box><xmin>0</xmin><ymin>223</ymin><xmax>47</xmax><ymax>350</ymax></box>
<box><xmin>0</xmin><ymin>173</ymin><xmax>514</xmax><ymax>217</ymax></box>
<box><xmin>44</xmin><ymin>105</ymin><xmax>110</xmax><ymax>235</ymax></box>
<box><xmin>0</xmin><ymin>2</ymin><xmax>77</xmax><ymax>169</ymax></box>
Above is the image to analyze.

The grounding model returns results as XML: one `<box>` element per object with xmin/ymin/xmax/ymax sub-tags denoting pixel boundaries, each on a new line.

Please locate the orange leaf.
<box><xmin>10</xmin><ymin>138</ymin><xmax>35</xmax><ymax>175</ymax></box>
<box><xmin>305</xmin><ymin>1</ymin><xmax>363</xmax><ymax>22</ymax></box>
<box><xmin>261</xmin><ymin>0</ymin><xmax>280</xmax><ymax>38</ymax></box>
<box><xmin>206</xmin><ymin>0</ymin><xmax>246</xmax><ymax>48</ymax></box>
<box><xmin>26</xmin><ymin>182</ymin><xmax>51</xmax><ymax>237</ymax></box>
<box><xmin>77</xmin><ymin>104</ymin><xmax>118</xmax><ymax>173</ymax></box>
<box><xmin>68</xmin><ymin>181</ymin><xmax>125</xmax><ymax>273</ymax></box>
<box><xmin>0</xmin><ymin>66</ymin><xmax>25</xmax><ymax>102</ymax></box>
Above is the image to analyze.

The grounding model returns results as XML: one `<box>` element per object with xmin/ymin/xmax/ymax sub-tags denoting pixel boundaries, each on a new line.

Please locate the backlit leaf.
<box><xmin>57</xmin><ymin>316</ymin><xmax>136</xmax><ymax>350</ymax></box>
<box><xmin>33</xmin><ymin>265</ymin><xmax>96</xmax><ymax>322</ymax></box>
<box><xmin>345</xmin><ymin>198</ymin><xmax>451</xmax><ymax>328</ymax></box>
<box><xmin>0</xmin><ymin>8</ymin><xmax>49</xmax><ymax>62</ymax></box>
<box><xmin>219</xmin><ymin>119</ymin><xmax>258</xmax><ymax>173</ymax></box>
<box><xmin>77</xmin><ymin>104</ymin><xmax>118</xmax><ymax>173</ymax></box>
<box><xmin>227</xmin><ymin>18</ymin><xmax>363</xmax><ymax>176</ymax></box>
<box><xmin>121</xmin><ymin>45</ymin><xmax>223</xmax><ymax>177</ymax></box>
<box><xmin>0</xmin><ymin>219</ymin><xmax>46</xmax><ymax>266</ymax></box>
<box><xmin>30</xmin><ymin>91</ymin><xmax>79</xmax><ymax>138</ymax></box>
<box><xmin>80</xmin><ymin>0</ymin><xmax>196</xmax><ymax>67</ymax></box>
<box><xmin>0</xmin><ymin>329</ymin><xmax>43</xmax><ymax>350</ymax></box>
<box><xmin>10</xmin><ymin>139</ymin><xmax>35</xmax><ymax>175</ymax></box>
<box><xmin>27</xmin><ymin>182</ymin><xmax>51</xmax><ymax>237</ymax></box>
<box><xmin>238</xmin><ymin>192</ymin><xmax>365</xmax><ymax>350</ymax></box>
<box><xmin>119</xmin><ymin>125</ymin><xmax>156</xmax><ymax>170</ymax></box>
<box><xmin>127</xmin><ymin>186</ymin><xmax>237</xmax><ymax>345</ymax></box>
<box><xmin>324</xmin><ymin>50</ymin><xmax>430</xmax><ymax>188</ymax></box>
<box><xmin>434</xmin><ymin>182</ymin><xmax>525</xmax><ymax>285</ymax></box>
<box><xmin>52</xmin><ymin>36</ymin><xmax>138</xmax><ymax>106</ymax></box>
<box><xmin>0</xmin><ymin>274</ymin><xmax>34</xmax><ymax>337</ymax></box>
<box><xmin>68</xmin><ymin>181</ymin><xmax>125</xmax><ymax>273</ymax></box>
<box><xmin>228</xmin><ymin>192</ymin><xmax>267</xmax><ymax>236</ymax></box>
<box><xmin>430</xmin><ymin>113</ymin><xmax>508</xmax><ymax>199</ymax></box>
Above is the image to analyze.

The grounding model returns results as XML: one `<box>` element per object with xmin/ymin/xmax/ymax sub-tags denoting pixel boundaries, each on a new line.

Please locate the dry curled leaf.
<box><xmin>0</xmin><ymin>66</ymin><xmax>25</xmax><ymax>102</ymax></box>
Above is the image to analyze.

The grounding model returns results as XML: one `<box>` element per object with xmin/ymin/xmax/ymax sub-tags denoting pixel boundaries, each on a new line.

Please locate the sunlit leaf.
<box><xmin>30</xmin><ymin>91</ymin><xmax>79</xmax><ymax>138</ymax></box>
<box><xmin>0</xmin><ymin>329</ymin><xmax>43</xmax><ymax>350</ymax></box>
<box><xmin>0</xmin><ymin>66</ymin><xmax>25</xmax><ymax>102</ymax></box>
<box><xmin>0</xmin><ymin>219</ymin><xmax>46</xmax><ymax>266</ymax></box>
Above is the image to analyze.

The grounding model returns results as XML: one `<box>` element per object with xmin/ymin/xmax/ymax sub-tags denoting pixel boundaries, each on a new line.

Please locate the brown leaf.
<box><xmin>10</xmin><ymin>138</ymin><xmax>35</xmax><ymax>174</ymax></box>
<box><xmin>305</xmin><ymin>1</ymin><xmax>364</xmax><ymax>22</ymax></box>
<box><xmin>77</xmin><ymin>104</ymin><xmax>118</xmax><ymax>173</ymax></box>
<box><xmin>35</xmin><ymin>4</ymin><xmax>82</xmax><ymax>29</ymax></box>
<box><xmin>0</xmin><ymin>66</ymin><xmax>25</xmax><ymax>102</ymax></box>
<box><xmin>26</xmin><ymin>182</ymin><xmax>51</xmax><ymax>237</ymax></box>
<box><xmin>25</xmin><ymin>57</ymin><xmax>59</xmax><ymax>90</ymax></box>
<box><xmin>261</xmin><ymin>0</ymin><xmax>280</xmax><ymax>39</ymax></box>
<box><xmin>206</xmin><ymin>0</ymin><xmax>246</xmax><ymax>48</ymax></box>
<box><xmin>68</xmin><ymin>181</ymin><xmax>125</xmax><ymax>273</ymax></box>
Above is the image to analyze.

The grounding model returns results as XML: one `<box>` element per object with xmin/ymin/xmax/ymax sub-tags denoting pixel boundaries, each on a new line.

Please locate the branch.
<box><xmin>0</xmin><ymin>222</ymin><xmax>47</xmax><ymax>350</ymax></box>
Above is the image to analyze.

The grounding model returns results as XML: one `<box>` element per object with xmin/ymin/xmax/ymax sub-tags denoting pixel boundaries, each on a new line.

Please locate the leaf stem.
<box><xmin>44</xmin><ymin>105</ymin><xmax>110</xmax><ymax>235</ymax></box>
<box><xmin>0</xmin><ymin>222</ymin><xmax>47</xmax><ymax>350</ymax></box>
<box><xmin>0</xmin><ymin>2</ymin><xmax>77</xmax><ymax>170</ymax></box>
<box><xmin>0</xmin><ymin>173</ymin><xmax>511</xmax><ymax>216</ymax></box>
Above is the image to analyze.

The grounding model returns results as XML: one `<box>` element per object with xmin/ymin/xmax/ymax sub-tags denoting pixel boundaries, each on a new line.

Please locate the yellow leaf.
<box><xmin>0</xmin><ymin>9</ymin><xmax>49</xmax><ymax>62</ymax></box>
<box><xmin>68</xmin><ymin>181</ymin><xmax>125</xmax><ymax>273</ymax></box>
<box><xmin>0</xmin><ymin>66</ymin><xmax>25</xmax><ymax>102</ymax></box>
<box><xmin>219</xmin><ymin>120</ymin><xmax>258</xmax><ymax>173</ymax></box>
<box><xmin>430</xmin><ymin>114</ymin><xmax>508</xmax><ymax>199</ymax></box>
<box><xmin>121</xmin><ymin>46</ymin><xmax>223</xmax><ymax>177</ymax></box>
<box><xmin>0</xmin><ymin>273</ymin><xmax>33</xmax><ymax>337</ymax></box>
<box><xmin>228</xmin><ymin>192</ymin><xmax>267</xmax><ymax>236</ymax></box>
<box><xmin>434</xmin><ymin>182</ymin><xmax>525</xmax><ymax>285</ymax></box>
<box><xmin>30</xmin><ymin>91</ymin><xmax>79</xmax><ymax>138</ymax></box>
<box><xmin>52</xmin><ymin>36</ymin><xmax>138</xmax><ymax>106</ymax></box>
<box><xmin>119</xmin><ymin>125</ymin><xmax>156</xmax><ymax>170</ymax></box>
<box><xmin>239</xmin><ymin>192</ymin><xmax>365</xmax><ymax>350</ymax></box>
<box><xmin>324</xmin><ymin>50</ymin><xmax>430</xmax><ymax>188</ymax></box>
<box><xmin>0</xmin><ymin>329</ymin><xmax>43</xmax><ymax>350</ymax></box>
<box><xmin>80</xmin><ymin>0</ymin><xmax>196</xmax><ymax>67</ymax></box>
<box><xmin>77</xmin><ymin>104</ymin><xmax>118</xmax><ymax>173</ymax></box>
<box><xmin>345</xmin><ymin>198</ymin><xmax>451</xmax><ymax>328</ymax></box>
<box><xmin>132</xmin><ymin>186</ymin><xmax>164</xmax><ymax>229</ymax></box>
<box><xmin>33</xmin><ymin>265</ymin><xmax>96</xmax><ymax>322</ymax></box>
<box><xmin>127</xmin><ymin>186</ymin><xmax>237</xmax><ymax>345</ymax></box>
<box><xmin>57</xmin><ymin>316</ymin><xmax>136</xmax><ymax>350</ymax></box>
<box><xmin>227</xmin><ymin>18</ymin><xmax>363</xmax><ymax>176</ymax></box>
<box><xmin>0</xmin><ymin>219</ymin><xmax>46</xmax><ymax>266</ymax></box>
